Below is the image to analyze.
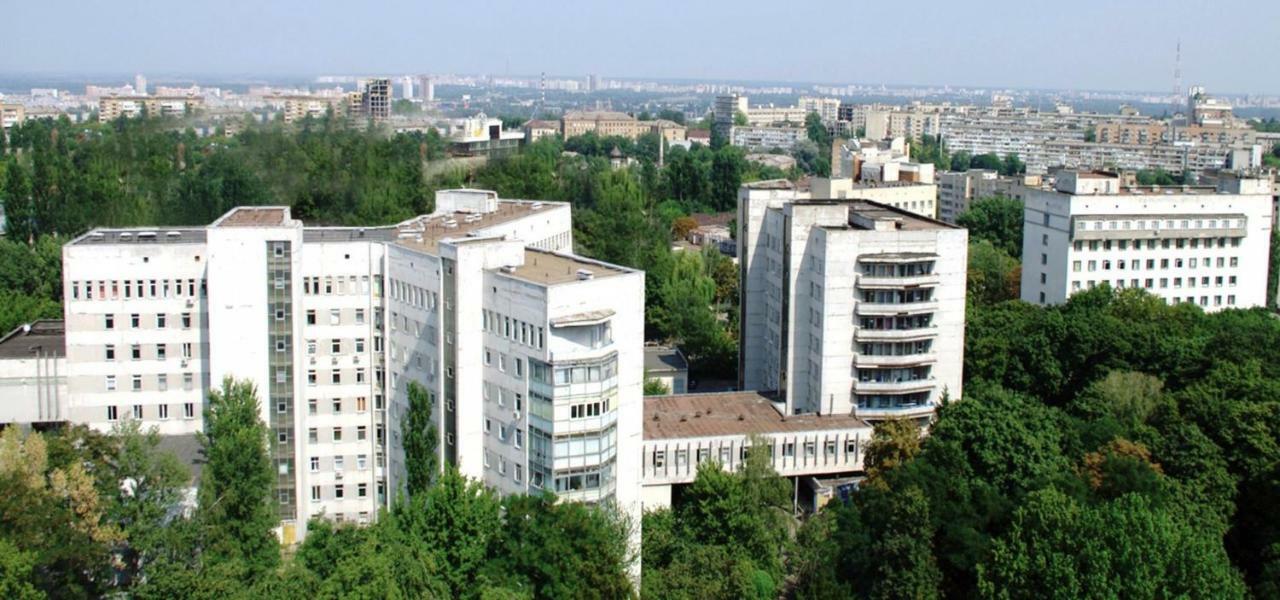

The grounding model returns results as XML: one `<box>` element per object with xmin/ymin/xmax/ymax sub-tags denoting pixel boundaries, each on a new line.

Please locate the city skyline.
<box><xmin>3</xmin><ymin>0</ymin><xmax>1279</xmax><ymax>95</ymax></box>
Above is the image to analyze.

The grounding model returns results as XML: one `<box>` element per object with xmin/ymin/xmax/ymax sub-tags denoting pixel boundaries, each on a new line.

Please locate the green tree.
<box><xmin>105</xmin><ymin>421</ymin><xmax>190</xmax><ymax>586</ymax></box>
<box><xmin>863</xmin><ymin>419</ymin><xmax>924</xmax><ymax>482</ymax></box>
<box><xmin>978</xmin><ymin>488</ymin><xmax>1246</xmax><ymax>599</ymax></box>
<box><xmin>404</xmin><ymin>380</ymin><xmax>439</xmax><ymax>496</ymax></box>
<box><xmin>0</xmin><ymin>538</ymin><xmax>42</xmax><ymax>600</ymax></box>
<box><xmin>957</xmin><ymin>196</ymin><xmax>1024</xmax><ymax>258</ymax></box>
<box><xmin>198</xmin><ymin>377</ymin><xmax>279</xmax><ymax>575</ymax></box>
<box><xmin>966</xmin><ymin>240</ymin><xmax>1020</xmax><ymax>306</ymax></box>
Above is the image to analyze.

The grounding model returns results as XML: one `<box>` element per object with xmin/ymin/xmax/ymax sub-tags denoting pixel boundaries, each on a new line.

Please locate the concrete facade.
<box><xmin>61</xmin><ymin>191</ymin><xmax>644</xmax><ymax>546</ymax></box>
<box><xmin>737</xmin><ymin>181</ymin><xmax>968</xmax><ymax>423</ymax></box>
<box><xmin>1019</xmin><ymin>171</ymin><xmax>1274</xmax><ymax>310</ymax></box>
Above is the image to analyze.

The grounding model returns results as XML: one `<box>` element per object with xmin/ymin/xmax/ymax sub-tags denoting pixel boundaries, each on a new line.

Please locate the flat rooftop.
<box><xmin>644</xmin><ymin>346</ymin><xmax>688</xmax><ymax>374</ymax></box>
<box><xmin>393</xmin><ymin>201</ymin><xmax>553</xmax><ymax>254</ymax></box>
<box><xmin>0</xmin><ymin>320</ymin><xmax>65</xmax><ymax>359</ymax></box>
<box><xmin>213</xmin><ymin>206</ymin><xmax>291</xmax><ymax>227</ymax></box>
<box><xmin>644</xmin><ymin>391</ymin><xmax>868</xmax><ymax>440</ymax></box>
<box><xmin>794</xmin><ymin>199</ymin><xmax>957</xmax><ymax>231</ymax></box>
<box><xmin>69</xmin><ymin>228</ymin><xmax>207</xmax><ymax>246</ymax></box>
<box><xmin>502</xmin><ymin>249</ymin><xmax>631</xmax><ymax>286</ymax></box>
<box><xmin>743</xmin><ymin>179</ymin><xmax>796</xmax><ymax>191</ymax></box>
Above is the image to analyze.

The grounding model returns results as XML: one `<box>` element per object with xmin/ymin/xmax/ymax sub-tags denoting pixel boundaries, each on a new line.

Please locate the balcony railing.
<box><xmin>854</xmin><ymin>326</ymin><xmax>937</xmax><ymax>342</ymax></box>
<box><xmin>852</xmin><ymin>378</ymin><xmax>936</xmax><ymax>394</ymax></box>
<box><xmin>857</xmin><ymin>273</ymin><xmax>940</xmax><ymax>289</ymax></box>
<box><xmin>855</xmin><ymin>300</ymin><xmax>938</xmax><ymax>317</ymax></box>
<box><xmin>853</xmin><ymin>352</ymin><xmax>937</xmax><ymax>368</ymax></box>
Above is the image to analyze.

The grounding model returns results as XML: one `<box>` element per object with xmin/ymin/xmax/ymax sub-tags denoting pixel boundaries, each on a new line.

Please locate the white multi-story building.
<box><xmin>737</xmin><ymin>181</ymin><xmax>968</xmax><ymax>422</ymax></box>
<box><xmin>61</xmin><ymin>190</ymin><xmax>643</xmax><ymax>544</ymax></box>
<box><xmin>730</xmin><ymin>125</ymin><xmax>806</xmax><ymax>151</ymax></box>
<box><xmin>1020</xmin><ymin>170</ymin><xmax>1274</xmax><ymax>310</ymax></box>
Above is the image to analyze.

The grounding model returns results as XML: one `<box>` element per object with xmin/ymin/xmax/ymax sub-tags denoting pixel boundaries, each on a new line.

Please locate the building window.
<box><xmin>332</xmin><ymin>371</ymin><xmax>341</xmax><ymax>384</ymax></box>
<box><xmin>183</xmin><ymin>403</ymin><xmax>195</xmax><ymax>419</ymax></box>
<box><xmin>183</xmin><ymin>373</ymin><xmax>194</xmax><ymax>391</ymax></box>
<box><xmin>107</xmin><ymin>405</ymin><xmax>119</xmax><ymax>421</ymax></box>
<box><xmin>182</xmin><ymin>313</ymin><xmax>192</xmax><ymax>328</ymax></box>
<box><xmin>131</xmin><ymin>344</ymin><xmax>141</xmax><ymax>360</ymax></box>
<box><xmin>330</xmin><ymin>309</ymin><xmax>340</xmax><ymax>325</ymax></box>
<box><xmin>130</xmin><ymin>314</ymin><xmax>140</xmax><ymax>328</ymax></box>
<box><xmin>159</xmin><ymin>404</ymin><xmax>169</xmax><ymax>419</ymax></box>
<box><xmin>311</xmin><ymin>486</ymin><xmax>321</xmax><ymax>502</ymax></box>
<box><xmin>156</xmin><ymin>313</ymin><xmax>167</xmax><ymax>328</ymax></box>
<box><xmin>132</xmin><ymin>374</ymin><xmax>143</xmax><ymax>391</ymax></box>
<box><xmin>357</xmin><ymin>454</ymin><xmax>368</xmax><ymax>470</ymax></box>
<box><xmin>105</xmin><ymin>345</ymin><xmax>116</xmax><ymax>360</ymax></box>
<box><xmin>334</xmin><ymin>484</ymin><xmax>344</xmax><ymax>499</ymax></box>
<box><xmin>333</xmin><ymin>427</ymin><xmax>343</xmax><ymax>442</ymax></box>
<box><xmin>157</xmin><ymin>344</ymin><xmax>167</xmax><ymax>360</ymax></box>
<box><xmin>356</xmin><ymin>397</ymin><xmax>367</xmax><ymax>412</ymax></box>
<box><xmin>334</xmin><ymin>456</ymin><xmax>344</xmax><ymax>472</ymax></box>
<box><xmin>158</xmin><ymin>374</ymin><xmax>168</xmax><ymax>391</ymax></box>
<box><xmin>358</xmin><ymin>483</ymin><xmax>368</xmax><ymax>498</ymax></box>
<box><xmin>331</xmin><ymin>339</ymin><xmax>341</xmax><ymax>354</ymax></box>
<box><xmin>308</xmin><ymin>428</ymin><xmax>318</xmax><ymax>443</ymax></box>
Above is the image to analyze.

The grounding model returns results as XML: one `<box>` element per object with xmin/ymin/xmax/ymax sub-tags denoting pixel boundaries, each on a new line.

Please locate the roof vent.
<box><xmin>531</xmin><ymin>201</ymin><xmax>543</xmax><ymax>210</ymax></box>
<box><xmin>500</xmin><ymin>265</ymin><xmax>517</xmax><ymax>274</ymax></box>
<box><xmin>576</xmin><ymin>269</ymin><xmax>594</xmax><ymax>280</ymax></box>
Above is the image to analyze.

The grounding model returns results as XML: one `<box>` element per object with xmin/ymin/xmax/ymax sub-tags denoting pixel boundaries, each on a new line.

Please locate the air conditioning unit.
<box><xmin>353</xmin><ymin>355</ymin><xmax>361</xmax><ymax>364</ymax></box>
<box><xmin>512</xmin><ymin>410</ymin><xmax>521</xmax><ymax>420</ymax></box>
<box><xmin>334</xmin><ymin>472</ymin><xmax>343</xmax><ymax>480</ymax></box>
<box><xmin>185</xmin><ymin>299</ymin><xmax>194</xmax><ymax>307</ymax></box>
<box><xmin>331</xmin><ymin>357</ymin><xmax>339</xmax><ymax>365</ymax></box>
<box><xmin>309</xmin><ymin>356</ymin><xmax>316</xmax><ymax>365</ymax></box>
<box><xmin>180</xmin><ymin>359</ymin><xmax>188</xmax><ymax>368</ymax></box>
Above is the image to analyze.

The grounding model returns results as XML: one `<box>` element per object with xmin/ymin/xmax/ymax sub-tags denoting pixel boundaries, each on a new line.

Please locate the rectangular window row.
<box><xmin>71</xmin><ymin>278</ymin><xmax>206</xmax><ymax>301</ymax></box>
<box><xmin>103</xmin><ymin>341</ymin><xmax>195</xmax><ymax>362</ymax></box>
<box><xmin>104</xmin><ymin>372</ymin><xmax>196</xmax><ymax>392</ymax></box>
<box><xmin>482</xmin><ymin>452</ymin><xmax>525</xmax><ymax>485</ymax></box>
<box><xmin>1073</xmin><ymin>237</ymin><xmax>1241</xmax><ymax>252</ymax></box>
<box><xmin>105</xmin><ymin>401</ymin><xmax>196</xmax><ymax>421</ymax></box>
<box><xmin>389</xmin><ymin>278</ymin><xmax>438</xmax><ymax>311</ymax></box>
<box><xmin>302</xmin><ymin>275</ymin><xmax>371</xmax><ymax>296</ymax></box>
<box><xmin>482</xmin><ymin>310</ymin><xmax>545</xmax><ymax>350</ymax></box>
<box><xmin>303</xmin><ymin>396</ymin><xmax>370</xmax><ymax>415</ymax></box>
<box><xmin>102</xmin><ymin>312</ymin><xmax>194</xmax><ymax>330</ymax></box>
<box><xmin>307</xmin><ymin>453</ymin><xmax>371</xmax><ymax>472</ymax></box>
<box><xmin>305</xmin><ymin>367</ymin><xmax>372</xmax><ymax>385</ymax></box>
<box><xmin>306</xmin><ymin>424</ymin><xmax>374</xmax><ymax>444</ymax></box>
<box><xmin>1073</xmin><ymin>257</ymin><xmax>1239</xmax><ymax>272</ymax></box>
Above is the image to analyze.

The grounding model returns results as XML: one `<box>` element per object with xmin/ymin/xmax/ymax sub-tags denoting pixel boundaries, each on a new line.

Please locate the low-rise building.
<box><xmin>561</xmin><ymin>111</ymin><xmax>686</xmax><ymax>142</ymax></box>
<box><xmin>0</xmin><ymin>321</ymin><xmax>67</xmax><ymax>427</ymax></box>
<box><xmin>1</xmin><ymin>103</ymin><xmax>24</xmax><ymax>130</ymax></box>
<box><xmin>640</xmin><ymin>391</ymin><xmax>871</xmax><ymax>509</ymax></box>
<box><xmin>643</xmin><ymin>346</ymin><xmax>688</xmax><ymax>395</ymax></box>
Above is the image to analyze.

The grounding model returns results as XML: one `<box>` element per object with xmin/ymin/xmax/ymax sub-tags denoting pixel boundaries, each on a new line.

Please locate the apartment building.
<box><xmin>61</xmin><ymin>190</ymin><xmax>643</xmax><ymax>544</ymax></box>
<box><xmin>865</xmin><ymin>108</ymin><xmax>941</xmax><ymax>141</ymax></box>
<box><xmin>730</xmin><ymin>125</ymin><xmax>806</xmax><ymax>151</ymax></box>
<box><xmin>1</xmin><ymin>103</ymin><xmax>24</xmax><ymax>130</ymax></box>
<box><xmin>809</xmin><ymin>179</ymin><xmax>938</xmax><ymax>220</ymax></box>
<box><xmin>737</xmin><ymin>181</ymin><xmax>967</xmax><ymax>422</ymax></box>
<box><xmin>937</xmin><ymin>169</ymin><xmax>1041</xmax><ymax>224</ymax></box>
<box><xmin>799</xmin><ymin>97</ymin><xmax>841</xmax><ymax>123</ymax></box>
<box><xmin>98</xmin><ymin>96</ymin><xmax>204</xmax><ymax>122</ymax></box>
<box><xmin>1019</xmin><ymin>170</ymin><xmax>1274</xmax><ymax>310</ymax></box>
<box><xmin>271</xmin><ymin>95</ymin><xmax>344</xmax><ymax>123</ymax></box>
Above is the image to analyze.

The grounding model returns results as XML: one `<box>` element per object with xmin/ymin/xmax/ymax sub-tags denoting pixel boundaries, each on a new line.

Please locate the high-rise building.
<box><xmin>737</xmin><ymin>181</ymin><xmax>968</xmax><ymax>422</ymax></box>
<box><xmin>135</xmin><ymin>74</ymin><xmax>147</xmax><ymax>96</ymax></box>
<box><xmin>61</xmin><ymin>190</ymin><xmax>643</xmax><ymax>543</ymax></box>
<box><xmin>361</xmin><ymin>78</ymin><xmax>391</xmax><ymax>121</ymax></box>
<box><xmin>400</xmin><ymin>76</ymin><xmax>414</xmax><ymax>100</ymax></box>
<box><xmin>1019</xmin><ymin>170</ymin><xmax>1274</xmax><ymax>310</ymax></box>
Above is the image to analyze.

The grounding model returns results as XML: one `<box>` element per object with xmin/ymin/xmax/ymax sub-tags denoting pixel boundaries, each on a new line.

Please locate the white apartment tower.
<box><xmin>62</xmin><ymin>190</ymin><xmax>643</xmax><ymax>543</ymax></box>
<box><xmin>737</xmin><ymin>181</ymin><xmax>968</xmax><ymax>422</ymax></box>
<box><xmin>1020</xmin><ymin>171</ymin><xmax>1274</xmax><ymax>310</ymax></box>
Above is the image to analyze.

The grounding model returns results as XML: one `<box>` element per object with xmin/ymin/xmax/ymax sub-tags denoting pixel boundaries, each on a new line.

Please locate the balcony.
<box><xmin>853</xmin><ymin>352</ymin><xmax>937</xmax><ymax>368</ymax></box>
<box><xmin>852</xmin><ymin>378</ymin><xmax>936</xmax><ymax>394</ymax></box>
<box><xmin>855</xmin><ymin>300</ymin><xmax>937</xmax><ymax>317</ymax></box>
<box><xmin>857</xmin><ymin>273</ymin><xmax>940</xmax><ymax>289</ymax></box>
<box><xmin>855</xmin><ymin>403</ymin><xmax>936</xmax><ymax>420</ymax></box>
<box><xmin>854</xmin><ymin>326</ymin><xmax>936</xmax><ymax>342</ymax></box>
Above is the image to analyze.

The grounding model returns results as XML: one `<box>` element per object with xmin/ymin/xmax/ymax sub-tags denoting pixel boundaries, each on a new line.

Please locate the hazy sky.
<box><xmin>4</xmin><ymin>0</ymin><xmax>1279</xmax><ymax>94</ymax></box>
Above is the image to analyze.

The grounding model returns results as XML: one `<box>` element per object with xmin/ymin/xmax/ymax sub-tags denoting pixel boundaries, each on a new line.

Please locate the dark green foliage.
<box><xmin>957</xmin><ymin>195</ymin><xmax>1023</xmax><ymax>258</ymax></box>
<box><xmin>404</xmin><ymin>381</ymin><xmax>439</xmax><ymax>496</ymax></box>
<box><xmin>642</xmin><ymin>445</ymin><xmax>792</xmax><ymax>599</ymax></box>
<box><xmin>197</xmin><ymin>378</ymin><xmax>280</xmax><ymax>575</ymax></box>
